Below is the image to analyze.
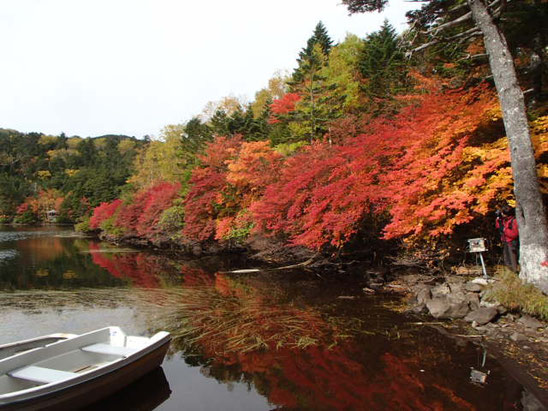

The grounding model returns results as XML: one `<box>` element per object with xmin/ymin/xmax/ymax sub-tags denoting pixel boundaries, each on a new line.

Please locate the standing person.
<box><xmin>495</xmin><ymin>206</ymin><xmax>519</xmax><ymax>272</ymax></box>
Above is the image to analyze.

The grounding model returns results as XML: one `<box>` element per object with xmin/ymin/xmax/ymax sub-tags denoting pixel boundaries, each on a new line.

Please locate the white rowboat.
<box><xmin>0</xmin><ymin>327</ymin><xmax>170</xmax><ymax>410</ymax></box>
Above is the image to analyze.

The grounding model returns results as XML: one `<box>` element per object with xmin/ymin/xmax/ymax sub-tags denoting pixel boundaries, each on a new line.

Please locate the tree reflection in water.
<box><xmin>153</xmin><ymin>271</ymin><xmax>519</xmax><ymax>410</ymax></box>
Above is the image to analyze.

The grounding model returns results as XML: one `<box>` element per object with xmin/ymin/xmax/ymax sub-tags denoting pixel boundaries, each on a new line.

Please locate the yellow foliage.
<box><xmin>37</xmin><ymin>170</ymin><xmax>51</xmax><ymax>179</ymax></box>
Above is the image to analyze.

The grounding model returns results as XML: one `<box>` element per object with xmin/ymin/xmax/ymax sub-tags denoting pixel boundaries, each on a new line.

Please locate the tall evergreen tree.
<box><xmin>291</xmin><ymin>44</ymin><xmax>343</xmax><ymax>141</ymax></box>
<box><xmin>292</xmin><ymin>21</ymin><xmax>334</xmax><ymax>83</ymax></box>
<box><xmin>359</xmin><ymin>20</ymin><xmax>406</xmax><ymax>112</ymax></box>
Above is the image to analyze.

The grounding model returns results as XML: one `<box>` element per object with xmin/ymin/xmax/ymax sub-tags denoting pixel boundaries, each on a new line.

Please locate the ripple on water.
<box><xmin>0</xmin><ymin>249</ymin><xmax>18</xmax><ymax>263</ymax></box>
<box><xmin>0</xmin><ymin>230</ymin><xmax>73</xmax><ymax>243</ymax></box>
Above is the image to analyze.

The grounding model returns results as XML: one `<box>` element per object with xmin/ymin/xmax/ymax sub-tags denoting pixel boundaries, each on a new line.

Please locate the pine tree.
<box><xmin>292</xmin><ymin>21</ymin><xmax>334</xmax><ymax>84</ymax></box>
<box><xmin>359</xmin><ymin>20</ymin><xmax>406</xmax><ymax>112</ymax></box>
<box><xmin>291</xmin><ymin>45</ymin><xmax>343</xmax><ymax>141</ymax></box>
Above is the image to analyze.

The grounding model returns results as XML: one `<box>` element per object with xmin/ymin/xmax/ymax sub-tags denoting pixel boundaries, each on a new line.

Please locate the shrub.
<box><xmin>100</xmin><ymin>216</ymin><xmax>126</xmax><ymax>237</ymax></box>
<box><xmin>484</xmin><ymin>268</ymin><xmax>548</xmax><ymax>321</ymax></box>
<box><xmin>158</xmin><ymin>205</ymin><xmax>185</xmax><ymax>233</ymax></box>
<box><xmin>74</xmin><ymin>217</ymin><xmax>91</xmax><ymax>233</ymax></box>
<box><xmin>89</xmin><ymin>199</ymin><xmax>122</xmax><ymax>230</ymax></box>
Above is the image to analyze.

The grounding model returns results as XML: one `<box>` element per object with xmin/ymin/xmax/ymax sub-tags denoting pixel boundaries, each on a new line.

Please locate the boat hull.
<box><xmin>0</xmin><ymin>339</ymin><xmax>170</xmax><ymax>411</ymax></box>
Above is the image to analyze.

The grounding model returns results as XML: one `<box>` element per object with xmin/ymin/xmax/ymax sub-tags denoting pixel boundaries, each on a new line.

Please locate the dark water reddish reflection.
<box><xmin>0</xmin><ymin>226</ymin><xmax>541</xmax><ymax>410</ymax></box>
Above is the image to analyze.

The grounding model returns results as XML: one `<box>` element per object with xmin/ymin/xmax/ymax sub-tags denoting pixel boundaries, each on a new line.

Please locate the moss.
<box><xmin>484</xmin><ymin>268</ymin><xmax>548</xmax><ymax>321</ymax></box>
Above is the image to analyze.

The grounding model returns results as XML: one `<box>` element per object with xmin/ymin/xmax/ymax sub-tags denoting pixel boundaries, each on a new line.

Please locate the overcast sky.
<box><xmin>0</xmin><ymin>0</ymin><xmax>417</xmax><ymax>138</ymax></box>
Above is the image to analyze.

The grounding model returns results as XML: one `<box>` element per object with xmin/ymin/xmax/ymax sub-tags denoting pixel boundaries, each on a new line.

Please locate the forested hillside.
<box><xmin>0</xmin><ymin>130</ymin><xmax>144</xmax><ymax>223</ymax></box>
<box><xmin>3</xmin><ymin>2</ymin><xmax>547</xmax><ymax>268</ymax></box>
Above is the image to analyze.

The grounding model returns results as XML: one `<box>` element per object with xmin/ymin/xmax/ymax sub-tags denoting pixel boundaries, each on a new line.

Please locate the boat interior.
<box><xmin>0</xmin><ymin>327</ymin><xmax>148</xmax><ymax>396</ymax></box>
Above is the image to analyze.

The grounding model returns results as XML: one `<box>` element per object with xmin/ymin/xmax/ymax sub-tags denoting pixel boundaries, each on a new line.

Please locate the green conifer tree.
<box><xmin>292</xmin><ymin>21</ymin><xmax>334</xmax><ymax>83</ymax></box>
<box><xmin>359</xmin><ymin>20</ymin><xmax>406</xmax><ymax>112</ymax></box>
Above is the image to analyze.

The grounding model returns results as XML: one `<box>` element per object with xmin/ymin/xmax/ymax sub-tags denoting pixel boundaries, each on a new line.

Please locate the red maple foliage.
<box><xmin>269</xmin><ymin>93</ymin><xmax>301</xmax><ymax>124</ymax></box>
<box><xmin>88</xmin><ymin>242</ymin><xmax>161</xmax><ymax>288</ymax></box>
<box><xmin>252</xmin><ymin>80</ymin><xmax>506</xmax><ymax>249</ymax></box>
<box><xmin>135</xmin><ymin>181</ymin><xmax>181</xmax><ymax>237</ymax></box>
<box><xmin>115</xmin><ymin>181</ymin><xmax>181</xmax><ymax>237</ymax></box>
<box><xmin>183</xmin><ymin>136</ymin><xmax>243</xmax><ymax>241</ymax></box>
<box><xmin>89</xmin><ymin>199</ymin><xmax>122</xmax><ymax>229</ymax></box>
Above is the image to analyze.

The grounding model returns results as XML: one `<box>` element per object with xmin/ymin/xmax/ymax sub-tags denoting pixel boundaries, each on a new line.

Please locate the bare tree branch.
<box><xmin>408</xmin><ymin>27</ymin><xmax>481</xmax><ymax>55</ymax></box>
<box><xmin>431</xmin><ymin>11</ymin><xmax>472</xmax><ymax>34</ymax></box>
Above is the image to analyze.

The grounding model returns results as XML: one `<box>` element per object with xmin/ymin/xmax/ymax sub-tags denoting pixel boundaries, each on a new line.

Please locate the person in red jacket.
<box><xmin>495</xmin><ymin>206</ymin><xmax>519</xmax><ymax>272</ymax></box>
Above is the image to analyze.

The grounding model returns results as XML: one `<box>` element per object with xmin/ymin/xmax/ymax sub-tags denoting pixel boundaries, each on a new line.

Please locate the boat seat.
<box><xmin>80</xmin><ymin>343</ymin><xmax>139</xmax><ymax>357</ymax></box>
<box><xmin>9</xmin><ymin>366</ymin><xmax>77</xmax><ymax>384</ymax></box>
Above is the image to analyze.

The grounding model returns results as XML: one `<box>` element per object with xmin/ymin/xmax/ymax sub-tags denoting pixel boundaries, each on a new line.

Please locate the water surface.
<box><xmin>0</xmin><ymin>226</ymin><xmax>539</xmax><ymax>410</ymax></box>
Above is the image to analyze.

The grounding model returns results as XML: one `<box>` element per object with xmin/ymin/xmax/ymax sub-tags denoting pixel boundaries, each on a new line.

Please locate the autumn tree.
<box><xmin>251</xmin><ymin>71</ymin><xmax>289</xmax><ymax>118</ymax></box>
<box><xmin>342</xmin><ymin>0</ymin><xmax>548</xmax><ymax>293</ymax></box>
<box><xmin>322</xmin><ymin>34</ymin><xmax>364</xmax><ymax>115</ymax></box>
<box><xmin>127</xmin><ymin>126</ymin><xmax>185</xmax><ymax>189</ymax></box>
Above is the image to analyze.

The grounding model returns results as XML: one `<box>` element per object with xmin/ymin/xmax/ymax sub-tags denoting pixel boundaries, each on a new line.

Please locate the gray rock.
<box><xmin>510</xmin><ymin>332</ymin><xmax>527</xmax><ymax>342</ymax></box>
<box><xmin>447</xmin><ymin>280</ymin><xmax>465</xmax><ymax>294</ymax></box>
<box><xmin>465</xmin><ymin>307</ymin><xmax>498</xmax><ymax>325</ymax></box>
<box><xmin>503</xmin><ymin>313</ymin><xmax>516</xmax><ymax>322</ymax></box>
<box><xmin>464</xmin><ymin>282</ymin><xmax>483</xmax><ymax>292</ymax></box>
<box><xmin>473</xmin><ymin>325</ymin><xmax>488</xmax><ymax>333</ymax></box>
<box><xmin>496</xmin><ymin>305</ymin><xmax>508</xmax><ymax>315</ymax></box>
<box><xmin>431</xmin><ymin>283</ymin><xmax>451</xmax><ymax>298</ymax></box>
<box><xmin>465</xmin><ymin>292</ymin><xmax>480</xmax><ymax>311</ymax></box>
<box><xmin>426</xmin><ymin>297</ymin><xmax>470</xmax><ymax>319</ymax></box>
<box><xmin>426</xmin><ymin>297</ymin><xmax>450</xmax><ymax>318</ymax></box>
<box><xmin>521</xmin><ymin>388</ymin><xmax>545</xmax><ymax>411</ymax></box>
<box><xmin>517</xmin><ymin>315</ymin><xmax>543</xmax><ymax>330</ymax></box>
<box><xmin>411</xmin><ymin>303</ymin><xmax>427</xmax><ymax>314</ymax></box>
<box><xmin>416</xmin><ymin>286</ymin><xmax>432</xmax><ymax>305</ymax></box>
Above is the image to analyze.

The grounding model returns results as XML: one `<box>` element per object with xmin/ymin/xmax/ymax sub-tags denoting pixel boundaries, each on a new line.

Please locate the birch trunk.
<box><xmin>468</xmin><ymin>0</ymin><xmax>548</xmax><ymax>293</ymax></box>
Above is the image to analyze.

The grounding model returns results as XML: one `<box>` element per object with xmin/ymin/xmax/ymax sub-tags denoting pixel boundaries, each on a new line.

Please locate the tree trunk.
<box><xmin>468</xmin><ymin>0</ymin><xmax>548</xmax><ymax>293</ymax></box>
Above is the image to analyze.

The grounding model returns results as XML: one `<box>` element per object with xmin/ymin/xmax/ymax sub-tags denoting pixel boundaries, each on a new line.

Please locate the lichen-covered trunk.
<box><xmin>468</xmin><ymin>0</ymin><xmax>548</xmax><ymax>293</ymax></box>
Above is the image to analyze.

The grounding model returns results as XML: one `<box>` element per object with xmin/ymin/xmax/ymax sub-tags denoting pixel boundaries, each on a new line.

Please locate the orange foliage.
<box><xmin>251</xmin><ymin>80</ymin><xmax>523</xmax><ymax>248</ymax></box>
<box><xmin>184</xmin><ymin>137</ymin><xmax>281</xmax><ymax>241</ymax></box>
<box><xmin>17</xmin><ymin>189</ymin><xmax>64</xmax><ymax>222</ymax></box>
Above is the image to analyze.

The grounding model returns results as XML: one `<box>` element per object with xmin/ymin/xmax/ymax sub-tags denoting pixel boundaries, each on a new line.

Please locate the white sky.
<box><xmin>0</xmin><ymin>0</ymin><xmax>417</xmax><ymax>138</ymax></box>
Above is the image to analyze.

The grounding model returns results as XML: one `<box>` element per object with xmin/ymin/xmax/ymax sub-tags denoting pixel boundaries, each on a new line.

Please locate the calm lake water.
<box><xmin>0</xmin><ymin>226</ymin><xmax>540</xmax><ymax>410</ymax></box>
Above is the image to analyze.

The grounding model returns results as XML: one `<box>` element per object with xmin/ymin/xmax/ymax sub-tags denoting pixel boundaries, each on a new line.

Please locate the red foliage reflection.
<box><xmin>178</xmin><ymin>275</ymin><xmax>478</xmax><ymax>410</ymax></box>
<box><xmin>88</xmin><ymin>243</ymin><xmax>161</xmax><ymax>288</ymax></box>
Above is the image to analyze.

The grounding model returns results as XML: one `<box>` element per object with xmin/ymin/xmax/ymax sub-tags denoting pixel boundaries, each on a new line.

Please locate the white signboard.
<box><xmin>468</xmin><ymin>238</ymin><xmax>487</xmax><ymax>253</ymax></box>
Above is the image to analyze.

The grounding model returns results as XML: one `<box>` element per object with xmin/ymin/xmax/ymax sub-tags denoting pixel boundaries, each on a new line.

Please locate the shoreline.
<box><xmin>86</xmin><ymin>230</ymin><xmax>548</xmax><ymax>406</ymax></box>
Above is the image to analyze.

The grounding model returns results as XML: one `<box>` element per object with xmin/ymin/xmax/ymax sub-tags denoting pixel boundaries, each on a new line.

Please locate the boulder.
<box><xmin>496</xmin><ymin>305</ymin><xmax>508</xmax><ymax>315</ymax></box>
<box><xmin>416</xmin><ymin>286</ymin><xmax>432</xmax><ymax>305</ymax></box>
<box><xmin>464</xmin><ymin>307</ymin><xmax>498</xmax><ymax>325</ymax></box>
<box><xmin>465</xmin><ymin>292</ymin><xmax>480</xmax><ymax>311</ymax></box>
<box><xmin>447</xmin><ymin>277</ymin><xmax>466</xmax><ymax>291</ymax></box>
<box><xmin>426</xmin><ymin>297</ymin><xmax>470</xmax><ymax>319</ymax></box>
<box><xmin>464</xmin><ymin>282</ymin><xmax>483</xmax><ymax>292</ymax></box>
<box><xmin>431</xmin><ymin>283</ymin><xmax>451</xmax><ymax>298</ymax></box>
<box><xmin>510</xmin><ymin>332</ymin><xmax>528</xmax><ymax>343</ymax></box>
<box><xmin>411</xmin><ymin>303</ymin><xmax>427</xmax><ymax>314</ymax></box>
<box><xmin>517</xmin><ymin>315</ymin><xmax>543</xmax><ymax>330</ymax></box>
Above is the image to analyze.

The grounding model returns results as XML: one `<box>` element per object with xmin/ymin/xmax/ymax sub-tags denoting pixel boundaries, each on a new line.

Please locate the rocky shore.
<box><xmin>381</xmin><ymin>272</ymin><xmax>548</xmax><ymax>408</ymax></box>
